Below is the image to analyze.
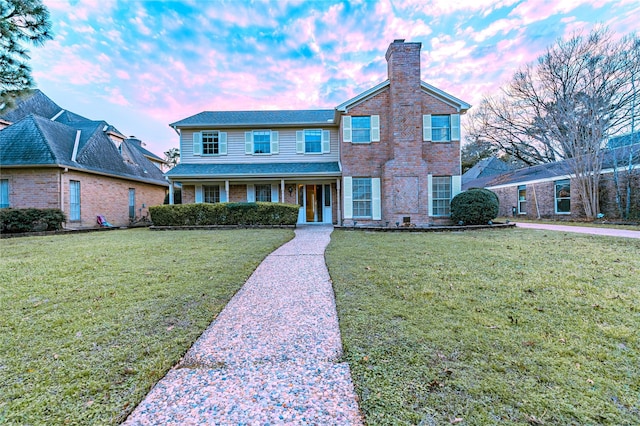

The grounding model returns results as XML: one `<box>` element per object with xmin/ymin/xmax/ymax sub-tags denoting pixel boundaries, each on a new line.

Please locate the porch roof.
<box><xmin>166</xmin><ymin>162</ymin><xmax>341</xmax><ymax>179</ymax></box>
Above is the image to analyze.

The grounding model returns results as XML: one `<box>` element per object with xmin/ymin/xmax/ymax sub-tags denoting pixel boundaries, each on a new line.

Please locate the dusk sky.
<box><xmin>29</xmin><ymin>0</ymin><xmax>639</xmax><ymax>157</ymax></box>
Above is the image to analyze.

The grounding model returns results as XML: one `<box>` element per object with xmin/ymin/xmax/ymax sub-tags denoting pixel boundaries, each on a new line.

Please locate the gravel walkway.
<box><xmin>124</xmin><ymin>225</ymin><xmax>363</xmax><ymax>425</ymax></box>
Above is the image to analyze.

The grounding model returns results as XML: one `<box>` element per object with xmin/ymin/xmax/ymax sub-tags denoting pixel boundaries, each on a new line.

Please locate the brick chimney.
<box><xmin>385</xmin><ymin>39</ymin><xmax>422</xmax><ymax>164</ymax></box>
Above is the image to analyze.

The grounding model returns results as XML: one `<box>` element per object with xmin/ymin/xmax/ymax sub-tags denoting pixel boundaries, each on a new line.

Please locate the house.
<box><xmin>166</xmin><ymin>40</ymin><xmax>471</xmax><ymax>226</ymax></box>
<box><xmin>0</xmin><ymin>90</ymin><xmax>169</xmax><ymax>228</ymax></box>
<box><xmin>462</xmin><ymin>137</ymin><xmax>640</xmax><ymax>219</ymax></box>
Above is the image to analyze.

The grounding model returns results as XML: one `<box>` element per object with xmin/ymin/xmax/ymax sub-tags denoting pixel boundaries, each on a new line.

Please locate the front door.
<box><xmin>298</xmin><ymin>184</ymin><xmax>332</xmax><ymax>223</ymax></box>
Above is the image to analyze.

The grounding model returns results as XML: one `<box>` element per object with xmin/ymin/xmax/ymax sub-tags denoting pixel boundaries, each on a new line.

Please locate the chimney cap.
<box><xmin>393</xmin><ymin>39</ymin><xmax>405</xmax><ymax>43</ymax></box>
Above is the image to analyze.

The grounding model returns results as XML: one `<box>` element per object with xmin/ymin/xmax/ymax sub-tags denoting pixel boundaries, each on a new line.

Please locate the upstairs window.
<box><xmin>342</xmin><ymin>115</ymin><xmax>380</xmax><ymax>143</ymax></box>
<box><xmin>202</xmin><ymin>132</ymin><xmax>220</xmax><ymax>155</ymax></box>
<box><xmin>423</xmin><ymin>114</ymin><xmax>460</xmax><ymax>142</ymax></box>
<box><xmin>352</xmin><ymin>117</ymin><xmax>371</xmax><ymax>143</ymax></box>
<box><xmin>253</xmin><ymin>131</ymin><xmax>271</xmax><ymax>154</ymax></box>
<box><xmin>193</xmin><ymin>131</ymin><xmax>227</xmax><ymax>156</ymax></box>
<box><xmin>245</xmin><ymin>130</ymin><xmax>279</xmax><ymax>155</ymax></box>
<box><xmin>296</xmin><ymin>129</ymin><xmax>331</xmax><ymax>154</ymax></box>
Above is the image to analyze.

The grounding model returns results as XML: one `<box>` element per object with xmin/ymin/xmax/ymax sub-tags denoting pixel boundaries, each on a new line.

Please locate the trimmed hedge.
<box><xmin>0</xmin><ymin>208</ymin><xmax>66</xmax><ymax>233</ymax></box>
<box><xmin>149</xmin><ymin>202</ymin><xmax>299</xmax><ymax>226</ymax></box>
<box><xmin>451</xmin><ymin>188</ymin><xmax>499</xmax><ymax>225</ymax></box>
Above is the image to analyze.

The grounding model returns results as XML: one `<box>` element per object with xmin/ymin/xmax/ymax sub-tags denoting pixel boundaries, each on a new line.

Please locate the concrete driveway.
<box><xmin>515</xmin><ymin>222</ymin><xmax>640</xmax><ymax>239</ymax></box>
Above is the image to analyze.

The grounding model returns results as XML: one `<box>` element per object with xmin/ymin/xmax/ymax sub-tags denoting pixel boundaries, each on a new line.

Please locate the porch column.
<box><xmin>168</xmin><ymin>179</ymin><xmax>174</xmax><ymax>205</ymax></box>
<box><xmin>336</xmin><ymin>178</ymin><xmax>342</xmax><ymax>226</ymax></box>
<box><xmin>225</xmin><ymin>180</ymin><xmax>230</xmax><ymax>202</ymax></box>
<box><xmin>280</xmin><ymin>179</ymin><xmax>285</xmax><ymax>203</ymax></box>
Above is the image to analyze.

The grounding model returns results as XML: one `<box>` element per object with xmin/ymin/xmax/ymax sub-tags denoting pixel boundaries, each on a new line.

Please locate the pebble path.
<box><xmin>124</xmin><ymin>225</ymin><xmax>363</xmax><ymax>425</ymax></box>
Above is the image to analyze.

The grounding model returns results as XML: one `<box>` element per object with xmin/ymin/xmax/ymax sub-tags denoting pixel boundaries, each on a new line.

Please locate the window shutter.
<box><xmin>452</xmin><ymin>175</ymin><xmax>462</xmax><ymax>198</ymax></box>
<box><xmin>271</xmin><ymin>131</ymin><xmax>279</xmax><ymax>154</ymax></box>
<box><xmin>193</xmin><ymin>132</ymin><xmax>202</xmax><ymax>155</ymax></box>
<box><xmin>246</xmin><ymin>184</ymin><xmax>255</xmax><ymax>202</ymax></box>
<box><xmin>423</xmin><ymin>115</ymin><xmax>432</xmax><ymax>141</ymax></box>
<box><xmin>271</xmin><ymin>184</ymin><xmax>279</xmax><ymax>202</ymax></box>
<box><xmin>245</xmin><ymin>132</ymin><xmax>253</xmax><ymax>154</ymax></box>
<box><xmin>343</xmin><ymin>177</ymin><xmax>353</xmax><ymax>219</ymax></box>
<box><xmin>219</xmin><ymin>132</ymin><xmax>227</xmax><ymax>155</ymax></box>
<box><xmin>371</xmin><ymin>115</ymin><xmax>380</xmax><ymax>142</ymax></box>
<box><xmin>342</xmin><ymin>116</ymin><xmax>352</xmax><ymax>143</ymax></box>
<box><xmin>296</xmin><ymin>131</ymin><xmax>304</xmax><ymax>153</ymax></box>
<box><xmin>195</xmin><ymin>185</ymin><xmax>203</xmax><ymax>203</ymax></box>
<box><xmin>220</xmin><ymin>186</ymin><xmax>228</xmax><ymax>202</ymax></box>
<box><xmin>427</xmin><ymin>174</ymin><xmax>433</xmax><ymax>216</ymax></box>
<box><xmin>322</xmin><ymin>130</ymin><xmax>330</xmax><ymax>153</ymax></box>
<box><xmin>451</xmin><ymin>114</ymin><xmax>460</xmax><ymax>141</ymax></box>
<box><xmin>372</xmin><ymin>178</ymin><xmax>381</xmax><ymax>220</ymax></box>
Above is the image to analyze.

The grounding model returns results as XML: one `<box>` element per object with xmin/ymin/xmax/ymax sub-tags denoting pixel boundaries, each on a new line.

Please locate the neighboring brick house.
<box><xmin>0</xmin><ymin>90</ymin><xmax>169</xmax><ymax>228</ymax></box>
<box><xmin>167</xmin><ymin>40</ymin><xmax>471</xmax><ymax>226</ymax></box>
<box><xmin>462</xmin><ymin>137</ymin><xmax>640</xmax><ymax>220</ymax></box>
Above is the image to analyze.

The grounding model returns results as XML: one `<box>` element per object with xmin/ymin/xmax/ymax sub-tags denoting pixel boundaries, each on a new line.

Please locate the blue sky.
<box><xmin>30</xmin><ymin>0</ymin><xmax>639</xmax><ymax>157</ymax></box>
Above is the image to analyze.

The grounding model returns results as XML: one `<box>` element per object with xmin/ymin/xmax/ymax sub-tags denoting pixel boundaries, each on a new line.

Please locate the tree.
<box><xmin>0</xmin><ymin>0</ymin><xmax>52</xmax><ymax>108</ymax></box>
<box><xmin>466</xmin><ymin>28</ymin><xmax>640</xmax><ymax>219</ymax></box>
<box><xmin>163</xmin><ymin>147</ymin><xmax>180</xmax><ymax>169</ymax></box>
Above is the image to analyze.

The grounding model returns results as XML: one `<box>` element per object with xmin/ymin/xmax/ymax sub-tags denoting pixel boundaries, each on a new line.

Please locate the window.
<box><xmin>432</xmin><ymin>176</ymin><xmax>452</xmax><ymax>216</ymax></box>
<box><xmin>352</xmin><ymin>178</ymin><xmax>372</xmax><ymax>217</ymax></box>
<box><xmin>518</xmin><ymin>185</ymin><xmax>526</xmax><ymax>214</ymax></box>
<box><xmin>129</xmin><ymin>188</ymin><xmax>135</xmax><ymax>219</ymax></box>
<box><xmin>253</xmin><ymin>131</ymin><xmax>271</xmax><ymax>154</ymax></box>
<box><xmin>352</xmin><ymin>117</ymin><xmax>371</xmax><ymax>143</ymax></box>
<box><xmin>0</xmin><ymin>179</ymin><xmax>8</xmax><ymax>208</ymax></box>
<box><xmin>431</xmin><ymin>116</ymin><xmax>451</xmax><ymax>142</ymax></box>
<box><xmin>202</xmin><ymin>131</ymin><xmax>220</xmax><ymax>155</ymax></box>
<box><xmin>70</xmin><ymin>180</ymin><xmax>81</xmax><ymax>221</ymax></box>
<box><xmin>555</xmin><ymin>179</ymin><xmax>570</xmax><ymax>214</ymax></box>
<box><xmin>203</xmin><ymin>185</ymin><xmax>220</xmax><ymax>203</ymax></box>
<box><xmin>423</xmin><ymin>114</ymin><xmax>460</xmax><ymax>142</ymax></box>
<box><xmin>304</xmin><ymin>129</ymin><xmax>322</xmax><ymax>153</ymax></box>
<box><xmin>255</xmin><ymin>184</ymin><xmax>271</xmax><ymax>202</ymax></box>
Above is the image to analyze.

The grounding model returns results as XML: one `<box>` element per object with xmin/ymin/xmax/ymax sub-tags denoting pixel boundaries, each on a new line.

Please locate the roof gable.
<box><xmin>0</xmin><ymin>90</ymin><xmax>62</xmax><ymax>123</ymax></box>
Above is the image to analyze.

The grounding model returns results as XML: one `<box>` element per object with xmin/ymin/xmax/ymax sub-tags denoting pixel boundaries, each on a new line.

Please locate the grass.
<box><xmin>326</xmin><ymin>229</ymin><xmax>640</xmax><ymax>425</ymax></box>
<box><xmin>0</xmin><ymin>228</ymin><xmax>292</xmax><ymax>425</ymax></box>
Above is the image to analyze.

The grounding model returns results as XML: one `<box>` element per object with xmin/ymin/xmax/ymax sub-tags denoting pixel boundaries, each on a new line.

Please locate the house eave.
<box><xmin>171</xmin><ymin>121</ymin><xmax>337</xmax><ymax>130</ymax></box>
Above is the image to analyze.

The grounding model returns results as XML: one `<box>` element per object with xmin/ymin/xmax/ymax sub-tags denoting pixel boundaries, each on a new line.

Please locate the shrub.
<box><xmin>0</xmin><ymin>208</ymin><xmax>66</xmax><ymax>233</ymax></box>
<box><xmin>451</xmin><ymin>189</ymin><xmax>499</xmax><ymax>225</ymax></box>
<box><xmin>149</xmin><ymin>202</ymin><xmax>299</xmax><ymax>226</ymax></box>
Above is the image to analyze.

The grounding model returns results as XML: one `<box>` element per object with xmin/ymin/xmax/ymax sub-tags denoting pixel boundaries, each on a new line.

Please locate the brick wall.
<box><xmin>1</xmin><ymin>167</ymin><xmax>167</xmax><ymax>228</ymax></box>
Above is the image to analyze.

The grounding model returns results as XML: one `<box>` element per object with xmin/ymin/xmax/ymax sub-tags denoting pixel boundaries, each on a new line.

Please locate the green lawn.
<box><xmin>0</xmin><ymin>228</ymin><xmax>292</xmax><ymax>425</ymax></box>
<box><xmin>327</xmin><ymin>229</ymin><xmax>640</xmax><ymax>425</ymax></box>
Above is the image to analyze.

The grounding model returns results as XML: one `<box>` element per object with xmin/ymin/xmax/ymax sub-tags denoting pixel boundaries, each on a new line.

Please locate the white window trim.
<box><xmin>423</xmin><ymin>114</ymin><xmax>460</xmax><ymax>142</ymax></box>
<box><xmin>297</xmin><ymin>129</ymin><xmax>330</xmax><ymax>154</ymax></box>
<box><xmin>343</xmin><ymin>115</ymin><xmax>379</xmax><ymax>144</ymax></box>
<box><xmin>554</xmin><ymin>179</ymin><xmax>571</xmax><ymax>214</ymax></box>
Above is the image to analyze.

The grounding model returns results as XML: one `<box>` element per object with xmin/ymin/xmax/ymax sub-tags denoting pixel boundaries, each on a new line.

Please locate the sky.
<box><xmin>28</xmin><ymin>0</ymin><xmax>640</xmax><ymax>158</ymax></box>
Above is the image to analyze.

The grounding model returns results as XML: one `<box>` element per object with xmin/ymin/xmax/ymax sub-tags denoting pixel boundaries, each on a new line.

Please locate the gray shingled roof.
<box><xmin>462</xmin><ymin>157</ymin><xmax>513</xmax><ymax>185</ymax></box>
<box><xmin>166</xmin><ymin>162</ymin><xmax>341</xmax><ymax>178</ymax></box>
<box><xmin>1</xmin><ymin>114</ymin><xmax>167</xmax><ymax>186</ymax></box>
<box><xmin>0</xmin><ymin>90</ymin><xmax>61</xmax><ymax>122</ymax></box>
<box><xmin>463</xmin><ymin>143</ymin><xmax>640</xmax><ymax>190</ymax></box>
<box><xmin>170</xmin><ymin>110</ymin><xmax>336</xmax><ymax>128</ymax></box>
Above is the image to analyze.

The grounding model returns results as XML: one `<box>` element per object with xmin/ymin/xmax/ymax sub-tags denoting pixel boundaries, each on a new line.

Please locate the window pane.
<box><xmin>431</xmin><ymin>115</ymin><xmax>451</xmax><ymax>142</ymax></box>
<box><xmin>432</xmin><ymin>176</ymin><xmax>451</xmax><ymax>216</ymax></box>
<box><xmin>555</xmin><ymin>180</ymin><xmax>570</xmax><ymax>213</ymax></box>
<box><xmin>70</xmin><ymin>180</ymin><xmax>81</xmax><ymax>221</ymax></box>
<box><xmin>203</xmin><ymin>185</ymin><xmax>220</xmax><ymax>203</ymax></box>
<box><xmin>352</xmin><ymin>116</ymin><xmax>371</xmax><ymax>143</ymax></box>
<box><xmin>0</xmin><ymin>179</ymin><xmax>8</xmax><ymax>208</ymax></box>
<box><xmin>202</xmin><ymin>131</ymin><xmax>219</xmax><ymax>155</ymax></box>
<box><xmin>255</xmin><ymin>184</ymin><xmax>271</xmax><ymax>202</ymax></box>
<box><xmin>253</xmin><ymin>131</ymin><xmax>271</xmax><ymax>154</ymax></box>
<box><xmin>352</xmin><ymin>178</ymin><xmax>372</xmax><ymax>217</ymax></box>
<box><xmin>305</xmin><ymin>130</ymin><xmax>322</xmax><ymax>153</ymax></box>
